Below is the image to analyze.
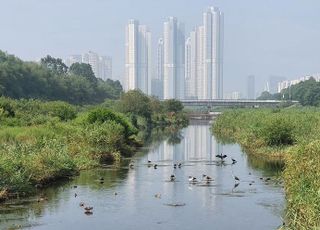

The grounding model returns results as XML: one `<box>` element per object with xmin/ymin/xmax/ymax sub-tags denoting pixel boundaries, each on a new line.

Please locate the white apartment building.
<box><xmin>163</xmin><ymin>17</ymin><xmax>185</xmax><ymax>99</ymax></box>
<box><xmin>125</xmin><ymin>19</ymin><xmax>152</xmax><ymax>95</ymax></box>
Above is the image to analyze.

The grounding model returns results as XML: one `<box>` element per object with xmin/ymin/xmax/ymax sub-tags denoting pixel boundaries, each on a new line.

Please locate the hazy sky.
<box><xmin>1</xmin><ymin>0</ymin><xmax>320</xmax><ymax>95</ymax></box>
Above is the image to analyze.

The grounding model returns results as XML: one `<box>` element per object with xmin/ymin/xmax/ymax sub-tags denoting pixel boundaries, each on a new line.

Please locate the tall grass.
<box><xmin>212</xmin><ymin>108</ymin><xmax>320</xmax><ymax>229</ymax></box>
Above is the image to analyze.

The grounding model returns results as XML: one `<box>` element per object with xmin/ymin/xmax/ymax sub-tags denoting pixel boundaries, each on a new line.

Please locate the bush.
<box><xmin>42</xmin><ymin>101</ymin><xmax>77</xmax><ymax>121</ymax></box>
<box><xmin>86</xmin><ymin>108</ymin><xmax>137</xmax><ymax>138</ymax></box>
<box><xmin>259</xmin><ymin>116</ymin><xmax>295</xmax><ymax>146</ymax></box>
<box><xmin>86</xmin><ymin>121</ymin><xmax>125</xmax><ymax>153</ymax></box>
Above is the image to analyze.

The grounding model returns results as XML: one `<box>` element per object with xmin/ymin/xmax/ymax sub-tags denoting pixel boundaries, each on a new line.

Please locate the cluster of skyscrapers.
<box><xmin>65</xmin><ymin>51</ymin><xmax>112</xmax><ymax>81</ymax></box>
<box><xmin>124</xmin><ymin>6</ymin><xmax>224</xmax><ymax>100</ymax></box>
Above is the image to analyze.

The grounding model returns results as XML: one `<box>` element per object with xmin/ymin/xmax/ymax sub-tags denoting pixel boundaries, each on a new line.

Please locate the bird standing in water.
<box><xmin>216</xmin><ymin>153</ymin><xmax>227</xmax><ymax>161</ymax></box>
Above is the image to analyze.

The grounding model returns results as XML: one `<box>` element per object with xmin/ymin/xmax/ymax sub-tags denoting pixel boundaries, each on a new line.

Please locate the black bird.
<box><xmin>234</xmin><ymin>176</ymin><xmax>240</xmax><ymax>181</ymax></box>
<box><xmin>148</xmin><ymin>160</ymin><xmax>152</xmax><ymax>163</ymax></box>
<box><xmin>178</xmin><ymin>163</ymin><xmax>182</xmax><ymax>168</ymax></box>
<box><xmin>154</xmin><ymin>164</ymin><xmax>158</xmax><ymax>169</ymax></box>
<box><xmin>84</xmin><ymin>206</ymin><xmax>93</xmax><ymax>211</ymax></box>
<box><xmin>231</xmin><ymin>158</ymin><xmax>237</xmax><ymax>164</ymax></box>
<box><xmin>216</xmin><ymin>153</ymin><xmax>227</xmax><ymax>160</ymax></box>
<box><xmin>170</xmin><ymin>174</ymin><xmax>176</xmax><ymax>181</ymax></box>
<box><xmin>84</xmin><ymin>210</ymin><xmax>93</xmax><ymax>215</ymax></box>
<box><xmin>173</xmin><ymin>163</ymin><xmax>177</xmax><ymax>169</ymax></box>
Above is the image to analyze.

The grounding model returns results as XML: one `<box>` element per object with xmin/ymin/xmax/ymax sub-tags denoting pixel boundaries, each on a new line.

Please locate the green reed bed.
<box><xmin>212</xmin><ymin>108</ymin><xmax>320</xmax><ymax>229</ymax></box>
<box><xmin>0</xmin><ymin>93</ymin><xmax>188</xmax><ymax>202</ymax></box>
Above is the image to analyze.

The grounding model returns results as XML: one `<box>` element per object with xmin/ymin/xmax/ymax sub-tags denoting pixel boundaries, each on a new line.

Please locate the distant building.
<box><xmin>99</xmin><ymin>56</ymin><xmax>112</xmax><ymax>81</ymax></box>
<box><xmin>202</xmin><ymin>7</ymin><xmax>224</xmax><ymax>99</ymax></box>
<box><xmin>125</xmin><ymin>19</ymin><xmax>152</xmax><ymax>95</ymax></box>
<box><xmin>277</xmin><ymin>74</ymin><xmax>320</xmax><ymax>92</ymax></box>
<box><xmin>247</xmin><ymin>75</ymin><xmax>255</xmax><ymax>99</ymax></box>
<box><xmin>265</xmin><ymin>76</ymin><xmax>286</xmax><ymax>94</ymax></box>
<box><xmin>64</xmin><ymin>55</ymin><xmax>82</xmax><ymax>67</ymax></box>
<box><xmin>65</xmin><ymin>52</ymin><xmax>112</xmax><ymax>81</ymax></box>
<box><xmin>163</xmin><ymin>17</ymin><xmax>185</xmax><ymax>99</ymax></box>
<box><xmin>183</xmin><ymin>6</ymin><xmax>224</xmax><ymax>100</ymax></box>
<box><xmin>224</xmin><ymin>91</ymin><xmax>241</xmax><ymax>100</ymax></box>
<box><xmin>152</xmin><ymin>38</ymin><xmax>164</xmax><ymax>99</ymax></box>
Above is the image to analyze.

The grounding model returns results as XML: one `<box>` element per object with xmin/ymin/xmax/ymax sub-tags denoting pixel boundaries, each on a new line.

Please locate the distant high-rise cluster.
<box><xmin>65</xmin><ymin>51</ymin><xmax>112</xmax><ymax>81</ymax></box>
<box><xmin>277</xmin><ymin>73</ymin><xmax>320</xmax><ymax>93</ymax></box>
<box><xmin>125</xmin><ymin>20</ymin><xmax>152</xmax><ymax>95</ymax></box>
<box><xmin>125</xmin><ymin>6</ymin><xmax>224</xmax><ymax>100</ymax></box>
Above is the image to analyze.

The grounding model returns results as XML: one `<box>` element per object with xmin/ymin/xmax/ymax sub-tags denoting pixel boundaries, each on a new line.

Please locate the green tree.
<box><xmin>117</xmin><ymin>90</ymin><xmax>152</xmax><ymax>121</ymax></box>
<box><xmin>69</xmin><ymin>63</ymin><xmax>97</xmax><ymax>84</ymax></box>
<box><xmin>163</xmin><ymin>99</ymin><xmax>184</xmax><ymax>113</ymax></box>
<box><xmin>40</xmin><ymin>55</ymin><xmax>68</xmax><ymax>75</ymax></box>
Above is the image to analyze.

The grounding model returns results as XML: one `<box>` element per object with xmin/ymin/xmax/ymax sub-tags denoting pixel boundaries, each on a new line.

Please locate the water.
<box><xmin>0</xmin><ymin>122</ymin><xmax>284</xmax><ymax>230</ymax></box>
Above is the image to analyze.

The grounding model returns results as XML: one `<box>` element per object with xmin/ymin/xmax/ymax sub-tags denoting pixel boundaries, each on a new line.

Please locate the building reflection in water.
<box><xmin>149</xmin><ymin>124</ymin><xmax>222</xmax><ymax>162</ymax></box>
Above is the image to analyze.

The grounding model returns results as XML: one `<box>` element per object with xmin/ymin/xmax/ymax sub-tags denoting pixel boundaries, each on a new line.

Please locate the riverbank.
<box><xmin>212</xmin><ymin>108</ymin><xmax>320</xmax><ymax>229</ymax></box>
<box><xmin>0</xmin><ymin>92</ymin><xmax>188</xmax><ymax>202</ymax></box>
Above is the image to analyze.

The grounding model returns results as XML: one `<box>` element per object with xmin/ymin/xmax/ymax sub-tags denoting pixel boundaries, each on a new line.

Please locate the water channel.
<box><xmin>0</xmin><ymin>121</ymin><xmax>284</xmax><ymax>230</ymax></box>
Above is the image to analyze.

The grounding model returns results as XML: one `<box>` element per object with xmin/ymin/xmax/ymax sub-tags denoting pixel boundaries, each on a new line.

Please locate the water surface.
<box><xmin>0</xmin><ymin>122</ymin><xmax>284</xmax><ymax>230</ymax></box>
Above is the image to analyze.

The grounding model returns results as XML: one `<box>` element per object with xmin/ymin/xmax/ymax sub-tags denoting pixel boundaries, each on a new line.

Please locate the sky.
<box><xmin>1</xmin><ymin>0</ymin><xmax>320</xmax><ymax>96</ymax></box>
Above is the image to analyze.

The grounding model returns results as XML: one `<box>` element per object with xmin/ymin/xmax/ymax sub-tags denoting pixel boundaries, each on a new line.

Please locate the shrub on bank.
<box><xmin>259</xmin><ymin>115</ymin><xmax>295</xmax><ymax>146</ymax></box>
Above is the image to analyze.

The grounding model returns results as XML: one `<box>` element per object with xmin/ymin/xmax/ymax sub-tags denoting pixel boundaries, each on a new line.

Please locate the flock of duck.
<box><xmin>139</xmin><ymin>153</ymin><xmax>241</xmax><ymax>186</ymax></box>
<box><xmin>46</xmin><ymin>152</ymin><xmax>277</xmax><ymax>216</ymax></box>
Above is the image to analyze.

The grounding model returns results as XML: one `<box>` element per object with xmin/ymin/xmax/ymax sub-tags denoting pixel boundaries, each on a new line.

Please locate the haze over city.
<box><xmin>1</xmin><ymin>0</ymin><xmax>320</xmax><ymax>96</ymax></box>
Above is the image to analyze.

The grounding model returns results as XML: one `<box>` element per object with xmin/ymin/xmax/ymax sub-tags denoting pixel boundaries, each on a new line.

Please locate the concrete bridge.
<box><xmin>180</xmin><ymin>99</ymin><xmax>298</xmax><ymax>108</ymax></box>
<box><xmin>188</xmin><ymin>112</ymin><xmax>221</xmax><ymax>120</ymax></box>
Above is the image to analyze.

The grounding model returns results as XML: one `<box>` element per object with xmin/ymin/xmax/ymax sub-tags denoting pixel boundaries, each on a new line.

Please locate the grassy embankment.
<box><xmin>0</xmin><ymin>92</ymin><xmax>188</xmax><ymax>202</ymax></box>
<box><xmin>212</xmin><ymin>108</ymin><xmax>320</xmax><ymax>230</ymax></box>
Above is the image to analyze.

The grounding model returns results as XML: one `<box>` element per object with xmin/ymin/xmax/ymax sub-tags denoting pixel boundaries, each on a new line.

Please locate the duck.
<box><xmin>234</xmin><ymin>175</ymin><xmax>240</xmax><ymax>181</ymax></box>
<box><xmin>188</xmin><ymin>176</ymin><xmax>197</xmax><ymax>183</ymax></box>
<box><xmin>79</xmin><ymin>202</ymin><xmax>85</xmax><ymax>207</ymax></box>
<box><xmin>84</xmin><ymin>210</ymin><xmax>93</xmax><ymax>215</ymax></box>
<box><xmin>154</xmin><ymin>193</ymin><xmax>161</xmax><ymax>199</ymax></box>
<box><xmin>178</xmin><ymin>163</ymin><xmax>182</xmax><ymax>168</ymax></box>
<box><xmin>173</xmin><ymin>163</ymin><xmax>177</xmax><ymax>169</ymax></box>
<box><xmin>84</xmin><ymin>206</ymin><xmax>93</xmax><ymax>211</ymax></box>
<box><xmin>231</xmin><ymin>158</ymin><xmax>237</xmax><ymax>164</ymax></box>
<box><xmin>170</xmin><ymin>174</ymin><xmax>176</xmax><ymax>181</ymax></box>
<box><xmin>202</xmin><ymin>174</ymin><xmax>213</xmax><ymax>181</ymax></box>
<box><xmin>154</xmin><ymin>164</ymin><xmax>158</xmax><ymax>169</ymax></box>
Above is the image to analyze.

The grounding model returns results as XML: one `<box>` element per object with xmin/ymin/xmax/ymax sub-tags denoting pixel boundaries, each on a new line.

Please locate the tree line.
<box><xmin>0</xmin><ymin>51</ymin><xmax>122</xmax><ymax>105</ymax></box>
<box><xmin>258</xmin><ymin>78</ymin><xmax>320</xmax><ymax>106</ymax></box>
